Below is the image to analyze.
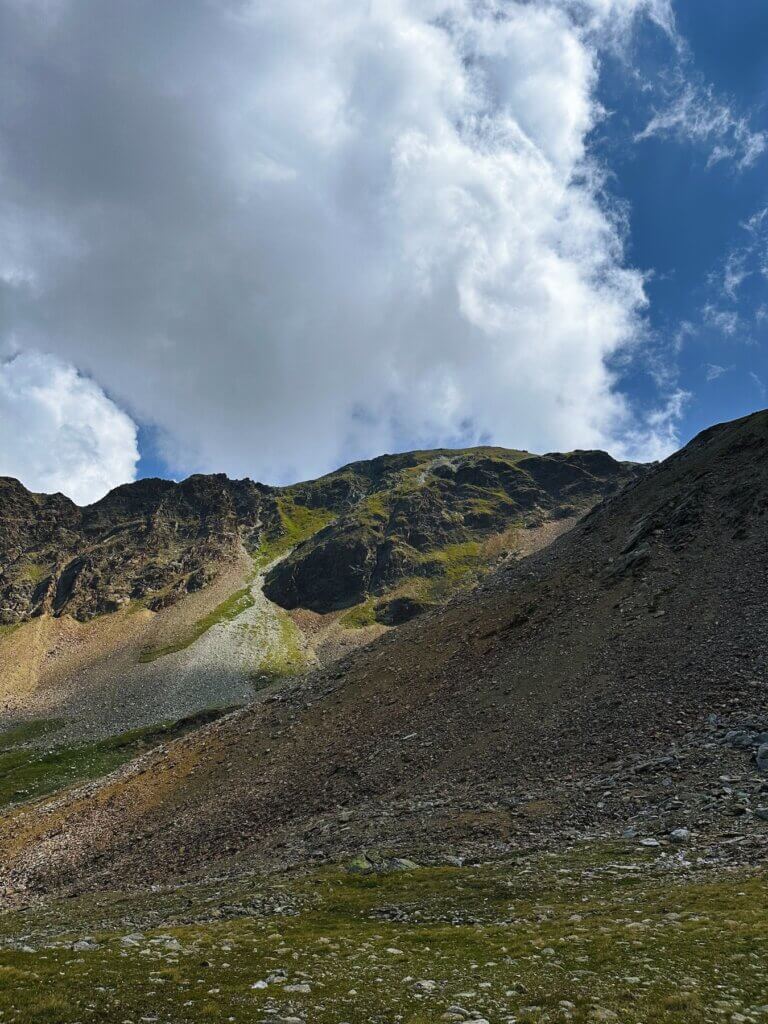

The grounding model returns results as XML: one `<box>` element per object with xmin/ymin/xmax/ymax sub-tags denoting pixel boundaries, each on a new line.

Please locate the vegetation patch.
<box><xmin>0</xmin><ymin>843</ymin><xmax>765</xmax><ymax>1023</ymax></box>
<box><xmin>0</xmin><ymin>709</ymin><xmax>232</xmax><ymax>809</ymax></box>
<box><xmin>339</xmin><ymin>597</ymin><xmax>377</xmax><ymax>629</ymax></box>
<box><xmin>18</xmin><ymin>560</ymin><xmax>50</xmax><ymax>585</ymax></box>
<box><xmin>139</xmin><ymin>587</ymin><xmax>256</xmax><ymax>662</ymax></box>
<box><xmin>254</xmin><ymin>497</ymin><xmax>337</xmax><ymax>569</ymax></box>
<box><xmin>0</xmin><ymin>719</ymin><xmax>65</xmax><ymax>752</ymax></box>
<box><xmin>252</xmin><ymin>613</ymin><xmax>307</xmax><ymax>682</ymax></box>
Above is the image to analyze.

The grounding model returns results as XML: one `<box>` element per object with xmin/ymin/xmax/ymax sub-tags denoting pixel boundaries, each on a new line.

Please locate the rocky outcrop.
<box><xmin>0</xmin><ymin>474</ymin><xmax>274</xmax><ymax>623</ymax></box>
<box><xmin>263</xmin><ymin>448</ymin><xmax>645</xmax><ymax>614</ymax></box>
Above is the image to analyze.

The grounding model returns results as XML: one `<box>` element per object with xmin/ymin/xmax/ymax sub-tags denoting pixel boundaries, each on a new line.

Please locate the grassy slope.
<box><xmin>0</xmin><ymin>711</ymin><xmax>232</xmax><ymax>809</ymax></box>
<box><xmin>254</xmin><ymin>498</ymin><xmax>337</xmax><ymax>571</ymax></box>
<box><xmin>0</xmin><ymin>842</ymin><xmax>765</xmax><ymax>1023</ymax></box>
<box><xmin>139</xmin><ymin>587</ymin><xmax>256</xmax><ymax>663</ymax></box>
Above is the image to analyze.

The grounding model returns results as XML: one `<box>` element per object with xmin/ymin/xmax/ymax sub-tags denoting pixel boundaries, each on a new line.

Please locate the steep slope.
<box><xmin>2</xmin><ymin>410</ymin><xmax>767</xmax><ymax>900</ymax></box>
<box><xmin>264</xmin><ymin>447</ymin><xmax>642</xmax><ymax>621</ymax></box>
<box><xmin>0</xmin><ymin>474</ymin><xmax>271</xmax><ymax>623</ymax></box>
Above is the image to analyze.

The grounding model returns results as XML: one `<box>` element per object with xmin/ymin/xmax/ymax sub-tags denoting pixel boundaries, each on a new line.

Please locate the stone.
<box><xmin>723</xmin><ymin>730</ymin><xmax>756</xmax><ymax>750</ymax></box>
<box><xmin>670</xmin><ymin>827</ymin><xmax>691</xmax><ymax>843</ymax></box>
<box><xmin>347</xmin><ymin>853</ymin><xmax>374</xmax><ymax>875</ymax></box>
<box><xmin>388</xmin><ymin>857</ymin><xmax>419</xmax><ymax>872</ymax></box>
<box><xmin>590</xmin><ymin>1009</ymin><xmax>618</xmax><ymax>1022</ymax></box>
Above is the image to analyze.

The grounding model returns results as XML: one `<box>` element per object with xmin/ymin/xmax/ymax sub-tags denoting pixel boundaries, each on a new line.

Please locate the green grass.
<box><xmin>0</xmin><ymin>719</ymin><xmax>65</xmax><ymax>752</ymax></box>
<box><xmin>139</xmin><ymin>587</ymin><xmax>256</xmax><ymax>662</ymax></box>
<box><xmin>339</xmin><ymin>597</ymin><xmax>377</xmax><ymax>628</ymax></box>
<box><xmin>0</xmin><ymin>710</ymin><xmax>231</xmax><ymax>809</ymax></box>
<box><xmin>0</xmin><ymin>842</ymin><xmax>765</xmax><ymax>1023</ymax></box>
<box><xmin>252</xmin><ymin>613</ymin><xmax>307</xmax><ymax>682</ymax></box>
<box><xmin>253</xmin><ymin>497</ymin><xmax>337</xmax><ymax>570</ymax></box>
<box><xmin>426</xmin><ymin>540</ymin><xmax>484</xmax><ymax>582</ymax></box>
<box><xmin>18</xmin><ymin>560</ymin><xmax>50</xmax><ymax>585</ymax></box>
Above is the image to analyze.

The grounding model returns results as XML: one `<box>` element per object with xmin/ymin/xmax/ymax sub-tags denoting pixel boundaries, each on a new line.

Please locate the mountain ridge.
<box><xmin>0</xmin><ymin>444</ymin><xmax>643</xmax><ymax>627</ymax></box>
<box><xmin>2</xmin><ymin>409</ymin><xmax>766</xmax><ymax>899</ymax></box>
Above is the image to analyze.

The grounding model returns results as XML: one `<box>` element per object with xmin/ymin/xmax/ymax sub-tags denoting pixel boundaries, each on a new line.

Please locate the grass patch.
<box><xmin>0</xmin><ymin>843</ymin><xmax>765</xmax><ymax>1023</ymax></box>
<box><xmin>139</xmin><ymin>586</ymin><xmax>255</xmax><ymax>662</ymax></box>
<box><xmin>0</xmin><ymin>719</ymin><xmax>65</xmax><ymax>752</ymax></box>
<box><xmin>339</xmin><ymin>597</ymin><xmax>377</xmax><ymax>629</ymax></box>
<box><xmin>254</xmin><ymin>498</ymin><xmax>337</xmax><ymax>569</ymax></box>
<box><xmin>18</xmin><ymin>560</ymin><xmax>50</xmax><ymax>585</ymax></box>
<box><xmin>428</xmin><ymin>540</ymin><xmax>484</xmax><ymax>583</ymax></box>
<box><xmin>0</xmin><ymin>709</ymin><xmax>231</xmax><ymax>809</ymax></box>
<box><xmin>252</xmin><ymin>613</ymin><xmax>307</xmax><ymax>682</ymax></box>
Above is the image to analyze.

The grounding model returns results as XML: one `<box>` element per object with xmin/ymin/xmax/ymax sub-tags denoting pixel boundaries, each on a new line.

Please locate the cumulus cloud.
<box><xmin>0</xmin><ymin>0</ymin><xmax>680</xmax><ymax>491</ymax></box>
<box><xmin>0</xmin><ymin>351</ymin><xmax>139</xmax><ymax>504</ymax></box>
<box><xmin>636</xmin><ymin>81</ymin><xmax>767</xmax><ymax>171</ymax></box>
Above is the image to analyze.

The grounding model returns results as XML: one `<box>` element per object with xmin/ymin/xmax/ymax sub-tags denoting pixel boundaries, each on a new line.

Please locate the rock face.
<box><xmin>0</xmin><ymin>475</ymin><xmax>272</xmax><ymax>623</ymax></box>
<box><xmin>0</xmin><ymin>446</ymin><xmax>643</xmax><ymax>625</ymax></box>
<box><xmin>263</xmin><ymin>448</ymin><xmax>644</xmax><ymax>615</ymax></box>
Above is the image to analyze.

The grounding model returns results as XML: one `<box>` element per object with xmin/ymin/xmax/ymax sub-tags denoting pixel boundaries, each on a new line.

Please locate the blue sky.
<box><xmin>597</xmin><ymin>0</ymin><xmax>768</xmax><ymax>446</ymax></box>
<box><xmin>0</xmin><ymin>0</ymin><xmax>767</xmax><ymax>503</ymax></box>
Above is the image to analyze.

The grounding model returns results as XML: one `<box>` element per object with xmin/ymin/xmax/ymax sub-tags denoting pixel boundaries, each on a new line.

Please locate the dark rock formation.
<box><xmin>263</xmin><ymin>448</ymin><xmax>644</xmax><ymax>614</ymax></box>
<box><xmin>0</xmin><ymin>445</ymin><xmax>644</xmax><ymax>624</ymax></box>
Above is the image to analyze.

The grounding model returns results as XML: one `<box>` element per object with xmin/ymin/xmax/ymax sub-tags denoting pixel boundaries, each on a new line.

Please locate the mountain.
<box><xmin>0</xmin><ymin>446</ymin><xmax>640</xmax><ymax>742</ymax></box>
<box><xmin>0</xmin><ymin>447</ymin><xmax>641</xmax><ymax>626</ymax></box>
<box><xmin>2</xmin><ymin>410</ymin><xmax>766</xmax><ymax>899</ymax></box>
<box><xmin>261</xmin><ymin>447</ymin><xmax>643</xmax><ymax>622</ymax></box>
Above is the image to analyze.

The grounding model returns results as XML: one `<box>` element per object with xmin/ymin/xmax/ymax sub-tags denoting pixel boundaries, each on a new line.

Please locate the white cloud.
<box><xmin>615</xmin><ymin>387</ymin><xmax>689</xmax><ymax>462</ymax></box>
<box><xmin>702</xmin><ymin>304</ymin><xmax>740</xmax><ymax>337</ymax></box>
<box><xmin>722</xmin><ymin>252</ymin><xmax>751</xmax><ymax>301</ymax></box>
<box><xmin>0</xmin><ymin>351</ymin><xmax>138</xmax><ymax>504</ymax></box>
<box><xmin>749</xmin><ymin>370</ymin><xmax>766</xmax><ymax>400</ymax></box>
<box><xmin>0</xmin><ymin>0</ymin><xmax>681</xmax><ymax>484</ymax></box>
<box><xmin>636</xmin><ymin>82</ymin><xmax>766</xmax><ymax>171</ymax></box>
<box><xmin>703</xmin><ymin>203</ymin><xmax>768</xmax><ymax>334</ymax></box>
<box><xmin>704</xmin><ymin>363</ymin><xmax>729</xmax><ymax>382</ymax></box>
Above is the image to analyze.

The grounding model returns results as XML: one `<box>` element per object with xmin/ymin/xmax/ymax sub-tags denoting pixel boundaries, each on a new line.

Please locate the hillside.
<box><xmin>2</xmin><ymin>410</ymin><xmax>767</xmax><ymax>901</ymax></box>
<box><xmin>263</xmin><ymin>447</ymin><xmax>641</xmax><ymax>622</ymax></box>
<box><xmin>0</xmin><ymin>446</ymin><xmax>639</xmax><ymax>742</ymax></box>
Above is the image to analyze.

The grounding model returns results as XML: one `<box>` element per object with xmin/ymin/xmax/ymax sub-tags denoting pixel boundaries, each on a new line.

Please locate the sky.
<box><xmin>0</xmin><ymin>0</ymin><xmax>766</xmax><ymax>504</ymax></box>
